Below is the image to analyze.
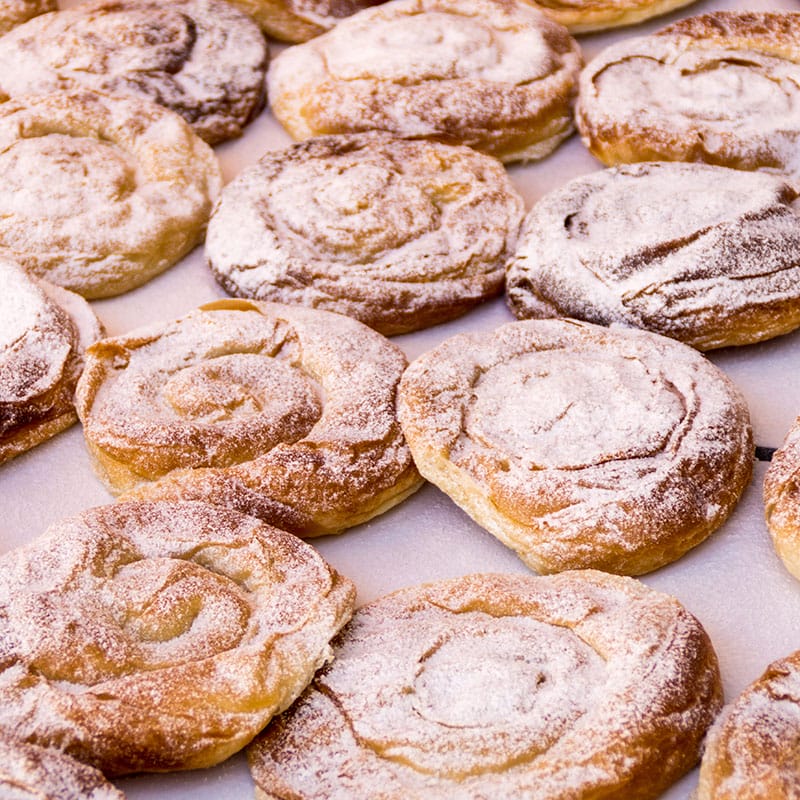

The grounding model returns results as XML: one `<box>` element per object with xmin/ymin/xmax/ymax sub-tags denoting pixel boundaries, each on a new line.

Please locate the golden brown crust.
<box><xmin>398</xmin><ymin>318</ymin><xmax>753</xmax><ymax>575</ymax></box>
<box><xmin>0</xmin><ymin>501</ymin><xmax>356</xmax><ymax>775</ymax></box>
<box><xmin>267</xmin><ymin>0</ymin><xmax>582</xmax><ymax>164</ymax></box>
<box><xmin>0</xmin><ymin>0</ymin><xmax>55</xmax><ymax>35</ymax></box>
<box><xmin>249</xmin><ymin>571</ymin><xmax>723</xmax><ymax>799</ymax></box>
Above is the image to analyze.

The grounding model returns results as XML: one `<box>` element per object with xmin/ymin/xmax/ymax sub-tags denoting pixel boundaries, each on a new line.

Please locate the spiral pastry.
<box><xmin>267</xmin><ymin>0</ymin><xmax>582</xmax><ymax>164</ymax></box>
<box><xmin>697</xmin><ymin>650</ymin><xmax>800</xmax><ymax>799</ymax></box>
<box><xmin>576</xmin><ymin>12</ymin><xmax>800</xmax><ymax>182</ymax></box>
<box><xmin>75</xmin><ymin>300</ymin><xmax>423</xmax><ymax>536</ymax></box>
<box><xmin>207</xmin><ymin>133</ymin><xmax>525</xmax><ymax>335</ymax></box>
<box><xmin>0</xmin><ymin>0</ymin><xmax>268</xmax><ymax>145</ymax></box>
<box><xmin>249</xmin><ymin>570</ymin><xmax>722</xmax><ymax>800</ymax></box>
<box><xmin>0</xmin><ymin>737</ymin><xmax>125</xmax><ymax>799</ymax></box>
<box><xmin>505</xmin><ymin>162</ymin><xmax>800</xmax><ymax>350</ymax></box>
<box><xmin>398</xmin><ymin>318</ymin><xmax>753</xmax><ymax>575</ymax></box>
<box><xmin>0</xmin><ymin>0</ymin><xmax>55</xmax><ymax>35</ymax></box>
<box><xmin>0</xmin><ymin>257</ymin><xmax>102</xmax><ymax>466</ymax></box>
<box><xmin>0</xmin><ymin>500</ymin><xmax>355</xmax><ymax>775</ymax></box>
<box><xmin>520</xmin><ymin>0</ymin><xmax>696</xmax><ymax>33</ymax></box>
<box><xmin>0</xmin><ymin>90</ymin><xmax>222</xmax><ymax>299</ymax></box>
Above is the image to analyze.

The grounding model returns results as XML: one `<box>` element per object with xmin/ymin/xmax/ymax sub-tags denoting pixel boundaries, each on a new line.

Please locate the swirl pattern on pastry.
<box><xmin>505</xmin><ymin>162</ymin><xmax>800</xmax><ymax>350</ymax></box>
<box><xmin>0</xmin><ymin>0</ymin><xmax>55</xmax><ymax>35</ymax></box>
<box><xmin>267</xmin><ymin>0</ymin><xmax>582</xmax><ymax>164</ymax></box>
<box><xmin>249</xmin><ymin>570</ymin><xmax>723</xmax><ymax>800</ymax></box>
<box><xmin>576</xmin><ymin>11</ymin><xmax>800</xmax><ymax>182</ymax></box>
<box><xmin>697</xmin><ymin>650</ymin><xmax>800</xmax><ymax>799</ymax></box>
<box><xmin>0</xmin><ymin>500</ymin><xmax>356</xmax><ymax>775</ymax></box>
<box><xmin>0</xmin><ymin>257</ymin><xmax>102</xmax><ymax>466</ymax></box>
<box><xmin>0</xmin><ymin>90</ymin><xmax>222</xmax><ymax>299</ymax></box>
<box><xmin>75</xmin><ymin>300</ymin><xmax>423</xmax><ymax>536</ymax></box>
<box><xmin>0</xmin><ymin>737</ymin><xmax>125</xmax><ymax>799</ymax></box>
<box><xmin>207</xmin><ymin>133</ymin><xmax>525</xmax><ymax>335</ymax></box>
<box><xmin>521</xmin><ymin>0</ymin><xmax>696</xmax><ymax>33</ymax></box>
<box><xmin>398</xmin><ymin>318</ymin><xmax>753</xmax><ymax>575</ymax></box>
<box><xmin>0</xmin><ymin>0</ymin><xmax>268</xmax><ymax>144</ymax></box>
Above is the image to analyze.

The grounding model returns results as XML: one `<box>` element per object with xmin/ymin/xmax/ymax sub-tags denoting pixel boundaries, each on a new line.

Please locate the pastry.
<box><xmin>0</xmin><ymin>90</ymin><xmax>222</xmax><ymax>299</ymax></box>
<box><xmin>75</xmin><ymin>300</ymin><xmax>423</xmax><ymax>536</ymax></box>
<box><xmin>0</xmin><ymin>500</ymin><xmax>356</xmax><ymax>775</ymax></box>
<box><xmin>0</xmin><ymin>257</ymin><xmax>102</xmax><ymax>466</ymax></box>
<box><xmin>398</xmin><ymin>318</ymin><xmax>753</xmax><ymax>575</ymax></box>
<box><xmin>506</xmin><ymin>162</ymin><xmax>800</xmax><ymax>350</ymax></box>
<box><xmin>0</xmin><ymin>0</ymin><xmax>55</xmax><ymax>35</ymax></box>
<box><xmin>697</xmin><ymin>650</ymin><xmax>800</xmax><ymax>799</ymax></box>
<box><xmin>207</xmin><ymin>132</ymin><xmax>525</xmax><ymax>335</ymax></box>
<box><xmin>576</xmin><ymin>11</ymin><xmax>800</xmax><ymax>183</ymax></box>
<box><xmin>520</xmin><ymin>0</ymin><xmax>696</xmax><ymax>33</ymax></box>
<box><xmin>0</xmin><ymin>0</ymin><xmax>268</xmax><ymax>145</ymax></box>
<box><xmin>267</xmin><ymin>0</ymin><xmax>583</xmax><ymax>164</ymax></box>
<box><xmin>0</xmin><ymin>737</ymin><xmax>125</xmax><ymax>799</ymax></box>
<box><xmin>249</xmin><ymin>570</ymin><xmax>723</xmax><ymax>800</ymax></box>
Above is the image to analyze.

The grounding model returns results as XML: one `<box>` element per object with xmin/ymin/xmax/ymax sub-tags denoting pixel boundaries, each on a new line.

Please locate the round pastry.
<box><xmin>0</xmin><ymin>257</ymin><xmax>102</xmax><ymax>466</ymax></box>
<box><xmin>697</xmin><ymin>650</ymin><xmax>800</xmax><ymax>799</ymax></box>
<box><xmin>576</xmin><ymin>11</ymin><xmax>800</xmax><ymax>183</ymax></box>
<box><xmin>249</xmin><ymin>570</ymin><xmax>723</xmax><ymax>800</ymax></box>
<box><xmin>0</xmin><ymin>0</ymin><xmax>268</xmax><ymax>145</ymax></box>
<box><xmin>267</xmin><ymin>0</ymin><xmax>583</xmax><ymax>164</ymax></box>
<box><xmin>0</xmin><ymin>737</ymin><xmax>125</xmax><ymax>799</ymax></box>
<box><xmin>0</xmin><ymin>0</ymin><xmax>55</xmax><ymax>35</ymax></box>
<box><xmin>207</xmin><ymin>133</ymin><xmax>525</xmax><ymax>335</ymax></box>
<box><xmin>75</xmin><ymin>300</ymin><xmax>423</xmax><ymax>536</ymax></box>
<box><xmin>397</xmin><ymin>318</ymin><xmax>753</xmax><ymax>575</ymax></box>
<box><xmin>505</xmin><ymin>162</ymin><xmax>800</xmax><ymax>351</ymax></box>
<box><xmin>520</xmin><ymin>0</ymin><xmax>696</xmax><ymax>33</ymax></box>
<box><xmin>0</xmin><ymin>90</ymin><xmax>222</xmax><ymax>299</ymax></box>
<box><xmin>0</xmin><ymin>500</ymin><xmax>356</xmax><ymax>775</ymax></box>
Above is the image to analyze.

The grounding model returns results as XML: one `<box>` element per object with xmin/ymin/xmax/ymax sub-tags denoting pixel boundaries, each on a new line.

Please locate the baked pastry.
<box><xmin>576</xmin><ymin>11</ymin><xmax>800</xmax><ymax>183</ymax></box>
<box><xmin>249</xmin><ymin>570</ymin><xmax>723</xmax><ymax>800</ymax></box>
<box><xmin>75</xmin><ymin>300</ymin><xmax>423</xmax><ymax>536</ymax></box>
<box><xmin>207</xmin><ymin>133</ymin><xmax>525</xmax><ymax>335</ymax></box>
<box><xmin>0</xmin><ymin>737</ymin><xmax>125</xmax><ymax>799</ymax></box>
<box><xmin>0</xmin><ymin>90</ymin><xmax>222</xmax><ymax>299</ymax></box>
<box><xmin>0</xmin><ymin>500</ymin><xmax>356</xmax><ymax>775</ymax></box>
<box><xmin>398</xmin><ymin>318</ymin><xmax>753</xmax><ymax>575</ymax></box>
<box><xmin>520</xmin><ymin>0</ymin><xmax>696</xmax><ymax>33</ymax></box>
<box><xmin>0</xmin><ymin>0</ymin><xmax>55</xmax><ymax>35</ymax></box>
<box><xmin>0</xmin><ymin>0</ymin><xmax>268</xmax><ymax>144</ymax></box>
<box><xmin>0</xmin><ymin>257</ymin><xmax>102</xmax><ymax>466</ymax></box>
<box><xmin>697</xmin><ymin>650</ymin><xmax>800</xmax><ymax>799</ymax></box>
<box><xmin>267</xmin><ymin>0</ymin><xmax>583</xmax><ymax>164</ymax></box>
<box><xmin>506</xmin><ymin>162</ymin><xmax>800</xmax><ymax>350</ymax></box>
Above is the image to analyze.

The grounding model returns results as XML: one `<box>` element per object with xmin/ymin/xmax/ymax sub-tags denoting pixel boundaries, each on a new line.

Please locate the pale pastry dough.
<box><xmin>207</xmin><ymin>133</ymin><xmax>525</xmax><ymax>335</ymax></box>
<box><xmin>0</xmin><ymin>257</ymin><xmax>102</xmax><ymax>466</ymax></box>
<box><xmin>521</xmin><ymin>0</ymin><xmax>697</xmax><ymax>33</ymax></box>
<box><xmin>0</xmin><ymin>0</ymin><xmax>55</xmax><ymax>35</ymax></box>
<box><xmin>697</xmin><ymin>650</ymin><xmax>800</xmax><ymax>799</ymax></box>
<box><xmin>0</xmin><ymin>90</ymin><xmax>222</xmax><ymax>299</ymax></box>
<box><xmin>0</xmin><ymin>0</ymin><xmax>268</xmax><ymax>144</ymax></box>
<box><xmin>398</xmin><ymin>318</ymin><xmax>753</xmax><ymax>575</ymax></box>
<box><xmin>75</xmin><ymin>300</ymin><xmax>423</xmax><ymax>536</ymax></box>
<box><xmin>506</xmin><ymin>162</ymin><xmax>800</xmax><ymax>350</ymax></box>
<box><xmin>267</xmin><ymin>0</ymin><xmax>582</xmax><ymax>163</ymax></box>
<box><xmin>249</xmin><ymin>571</ymin><xmax>723</xmax><ymax>800</ymax></box>
<box><xmin>0</xmin><ymin>500</ymin><xmax>356</xmax><ymax>775</ymax></box>
<box><xmin>576</xmin><ymin>11</ymin><xmax>800</xmax><ymax>183</ymax></box>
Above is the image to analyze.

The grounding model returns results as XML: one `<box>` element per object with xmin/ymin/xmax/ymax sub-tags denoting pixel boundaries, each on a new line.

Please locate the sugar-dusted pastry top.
<box><xmin>398</xmin><ymin>318</ymin><xmax>753</xmax><ymax>575</ymax></box>
<box><xmin>207</xmin><ymin>133</ymin><xmax>525</xmax><ymax>335</ymax></box>
<box><xmin>520</xmin><ymin>0</ymin><xmax>697</xmax><ymax>33</ymax></box>
<box><xmin>0</xmin><ymin>90</ymin><xmax>222</xmax><ymax>299</ymax></box>
<box><xmin>0</xmin><ymin>0</ymin><xmax>269</xmax><ymax>144</ymax></box>
<box><xmin>76</xmin><ymin>300</ymin><xmax>423</xmax><ymax>536</ymax></box>
<box><xmin>697</xmin><ymin>650</ymin><xmax>800</xmax><ymax>799</ymax></box>
<box><xmin>506</xmin><ymin>162</ymin><xmax>800</xmax><ymax>350</ymax></box>
<box><xmin>0</xmin><ymin>500</ymin><xmax>356</xmax><ymax>775</ymax></box>
<box><xmin>250</xmin><ymin>570</ymin><xmax>723</xmax><ymax>800</ymax></box>
<box><xmin>577</xmin><ymin>11</ymin><xmax>800</xmax><ymax>182</ymax></box>
<box><xmin>0</xmin><ymin>0</ymin><xmax>55</xmax><ymax>34</ymax></box>
<box><xmin>268</xmin><ymin>0</ymin><xmax>582</xmax><ymax>163</ymax></box>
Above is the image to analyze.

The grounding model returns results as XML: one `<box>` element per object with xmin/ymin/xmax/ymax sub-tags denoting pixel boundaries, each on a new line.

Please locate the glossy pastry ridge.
<box><xmin>267</xmin><ymin>0</ymin><xmax>583</xmax><ymax>163</ymax></box>
<box><xmin>0</xmin><ymin>500</ymin><xmax>356</xmax><ymax>775</ymax></box>
<box><xmin>505</xmin><ymin>162</ymin><xmax>800</xmax><ymax>350</ymax></box>
<box><xmin>520</xmin><ymin>0</ymin><xmax>696</xmax><ymax>33</ymax></box>
<box><xmin>76</xmin><ymin>300</ymin><xmax>423</xmax><ymax>536</ymax></box>
<box><xmin>398</xmin><ymin>318</ymin><xmax>753</xmax><ymax>575</ymax></box>
<box><xmin>249</xmin><ymin>570</ymin><xmax>723</xmax><ymax>799</ymax></box>
<box><xmin>207</xmin><ymin>132</ymin><xmax>525</xmax><ymax>335</ymax></box>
